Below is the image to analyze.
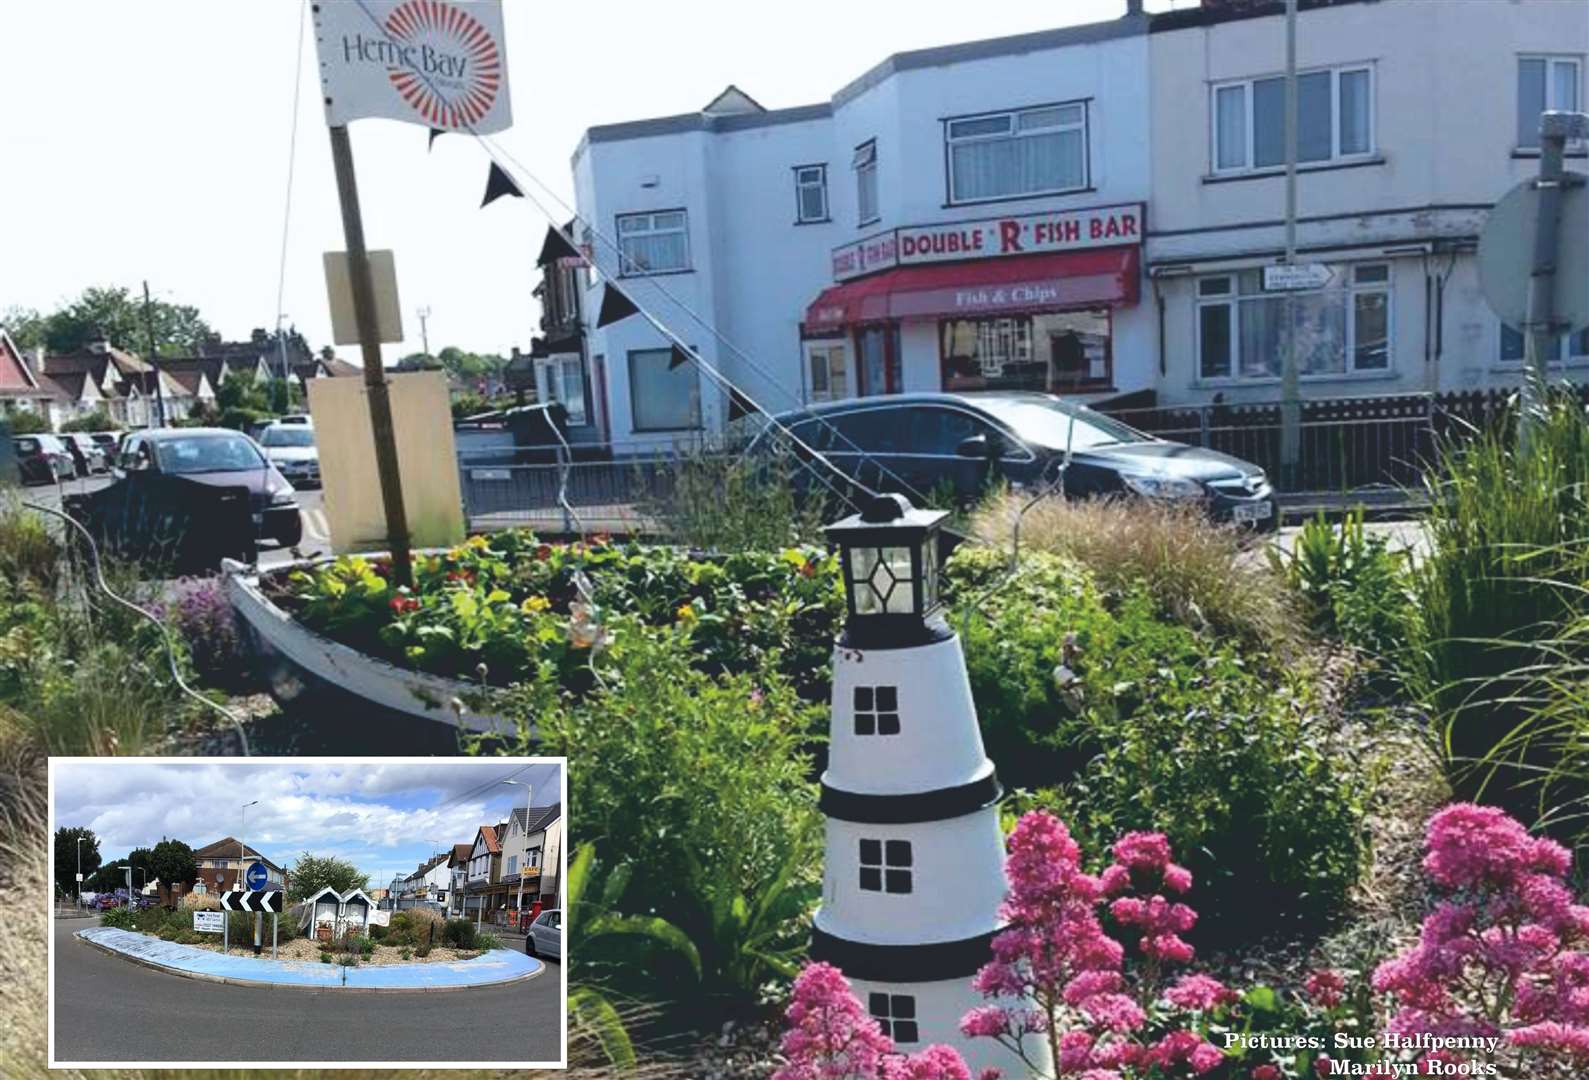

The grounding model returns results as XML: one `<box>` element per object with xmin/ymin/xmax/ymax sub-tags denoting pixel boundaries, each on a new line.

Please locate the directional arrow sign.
<box><xmin>1263</xmin><ymin>263</ymin><xmax>1335</xmax><ymax>291</ymax></box>
<box><xmin>245</xmin><ymin>861</ymin><xmax>269</xmax><ymax>890</ymax></box>
<box><xmin>220</xmin><ymin>890</ymin><xmax>283</xmax><ymax>913</ymax></box>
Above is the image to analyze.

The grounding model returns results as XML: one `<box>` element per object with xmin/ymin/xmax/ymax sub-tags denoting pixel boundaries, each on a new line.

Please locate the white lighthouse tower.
<box><xmin>811</xmin><ymin>494</ymin><xmax>1046</xmax><ymax>1078</ymax></box>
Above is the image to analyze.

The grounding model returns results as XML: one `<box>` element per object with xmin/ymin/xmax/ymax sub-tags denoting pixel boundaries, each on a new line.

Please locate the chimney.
<box><xmin>87</xmin><ymin>328</ymin><xmax>111</xmax><ymax>354</ymax></box>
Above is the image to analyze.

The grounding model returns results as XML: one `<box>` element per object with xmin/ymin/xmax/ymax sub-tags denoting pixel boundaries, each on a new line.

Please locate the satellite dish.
<box><xmin>1478</xmin><ymin>174</ymin><xmax>1589</xmax><ymax>336</ymax></box>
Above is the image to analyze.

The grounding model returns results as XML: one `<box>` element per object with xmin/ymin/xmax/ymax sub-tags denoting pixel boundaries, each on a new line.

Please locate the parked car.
<box><xmin>116</xmin><ymin>428</ymin><xmax>303</xmax><ymax>546</ymax></box>
<box><xmin>524</xmin><ymin>908</ymin><xmax>561</xmax><ymax>961</ymax></box>
<box><xmin>88</xmin><ymin>431</ymin><xmax>121</xmax><ymax>458</ymax></box>
<box><xmin>748</xmin><ymin>392</ymin><xmax>1278</xmax><ymax>530</ymax></box>
<box><xmin>13</xmin><ymin>434</ymin><xmax>74</xmax><ymax>485</ymax></box>
<box><xmin>60</xmin><ymin>432</ymin><xmax>109</xmax><ymax>476</ymax></box>
<box><xmin>257</xmin><ymin>421</ymin><xmax>320</xmax><ymax>488</ymax></box>
<box><xmin>94</xmin><ymin>894</ymin><xmax>121</xmax><ymax>910</ymax></box>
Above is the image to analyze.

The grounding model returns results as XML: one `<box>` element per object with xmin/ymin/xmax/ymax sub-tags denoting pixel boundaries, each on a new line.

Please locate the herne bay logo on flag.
<box><xmin>313</xmin><ymin>0</ymin><xmax>511</xmax><ymax>134</ymax></box>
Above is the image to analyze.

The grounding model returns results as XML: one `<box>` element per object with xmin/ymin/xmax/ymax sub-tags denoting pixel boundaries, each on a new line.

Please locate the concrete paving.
<box><xmin>79</xmin><ymin>926</ymin><xmax>543</xmax><ymax>990</ymax></box>
<box><xmin>53</xmin><ymin>916</ymin><xmax>562</xmax><ymax>1064</ymax></box>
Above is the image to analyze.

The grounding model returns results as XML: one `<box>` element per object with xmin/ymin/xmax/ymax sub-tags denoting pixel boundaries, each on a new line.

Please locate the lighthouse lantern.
<box><xmin>826</xmin><ymin>493</ymin><xmax>946</xmax><ymax>630</ymax></box>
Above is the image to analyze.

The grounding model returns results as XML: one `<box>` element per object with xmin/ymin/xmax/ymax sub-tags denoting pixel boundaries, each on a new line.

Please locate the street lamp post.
<box><xmin>501</xmin><ymin>779</ymin><xmax>531</xmax><ymax>932</ymax></box>
<box><xmin>240</xmin><ymin>799</ymin><xmax>259</xmax><ymax>956</ymax></box>
<box><xmin>76</xmin><ymin>837</ymin><xmax>84</xmax><ymax>908</ymax></box>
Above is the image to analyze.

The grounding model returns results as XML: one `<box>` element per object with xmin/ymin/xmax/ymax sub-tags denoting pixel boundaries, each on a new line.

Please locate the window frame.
<box><xmin>805</xmin><ymin>340</ymin><xmax>850</xmax><ymax>404</ymax></box>
<box><xmin>614</xmin><ymin>209</ymin><xmax>691</xmax><ymax>277</ymax></box>
<box><xmin>943</xmin><ymin>100</ymin><xmax>1091</xmax><ymax>206</ymax></box>
<box><xmin>626</xmin><ymin>346</ymin><xmax>703</xmax><ymax>433</ymax></box>
<box><xmin>854</xmin><ymin>140</ymin><xmax>879</xmax><ymax>227</ymax></box>
<box><xmin>858</xmin><ymin>837</ymin><xmax>913</xmax><ymax>894</ymax></box>
<box><xmin>1498</xmin><ymin>322</ymin><xmax>1589</xmax><ymax>366</ymax></box>
<box><xmin>793</xmin><ymin>163</ymin><xmax>830</xmax><ymax>225</ymax></box>
<box><xmin>1516</xmin><ymin>54</ymin><xmax>1584</xmax><ymax>151</ymax></box>
<box><xmin>1209</xmin><ymin>64</ymin><xmax>1377</xmax><ymax>176</ymax></box>
<box><xmin>1193</xmin><ymin>262</ymin><xmax>1395</xmax><ymax>383</ymax></box>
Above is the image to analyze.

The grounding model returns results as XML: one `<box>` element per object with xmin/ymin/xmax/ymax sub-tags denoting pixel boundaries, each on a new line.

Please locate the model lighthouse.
<box><xmin>810</xmin><ymin>494</ymin><xmax>1044</xmax><ymax>1077</ymax></box>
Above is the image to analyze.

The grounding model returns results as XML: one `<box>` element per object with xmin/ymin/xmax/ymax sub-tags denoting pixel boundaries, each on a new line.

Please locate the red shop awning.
<box><xmin>804</xmin><ymin>247</ymin><xmax>1140</xmax><ymax>332</ymax></box>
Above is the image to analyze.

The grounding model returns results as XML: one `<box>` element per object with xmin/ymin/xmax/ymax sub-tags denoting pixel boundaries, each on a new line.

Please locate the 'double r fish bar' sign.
<box><xmin>313</xmin><ymin>0</ymin><xmax>512</xmax><ymax>134</ymax></box>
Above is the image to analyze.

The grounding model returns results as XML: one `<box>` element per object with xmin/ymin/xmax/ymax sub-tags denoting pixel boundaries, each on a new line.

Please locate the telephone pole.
<box><xmin>416</xmin><ymin>306</ymin><xmax>432</xmax><ymax>361</ymax></box>
<box><xmin>141</xmin><ymin>281</ymin><xmax>168</xmax><ymax>429</ymax></box>
<box><xmin>1277</xmin><ymin>0</ymin><xmax>1301</xmax><ymax>491</ymax></box>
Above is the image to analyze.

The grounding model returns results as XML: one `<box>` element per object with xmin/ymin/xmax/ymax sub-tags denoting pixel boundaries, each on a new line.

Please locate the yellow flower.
<box><xmin>520</xmin><ymin>596</ymin><xmax>551</xmax><ymax>614</ymax></box>
<box><xmin>675</xmin><ymin>603</ymin><xmax>698</xmax><ymax>625</ymax></box>
<box><xmin>465</xmin><ymin>534</ymin><xmax>491</xmax><ymax>550</ymax></box>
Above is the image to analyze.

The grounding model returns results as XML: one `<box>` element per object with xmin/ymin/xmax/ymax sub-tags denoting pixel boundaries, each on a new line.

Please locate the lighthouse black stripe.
<box><xmin>810</xmin><ymin>926</ymin><xmax>997</xmax><ymax>981</ymax></box>
<box><xmin>820</xmin><ymin>775</ymin><xmax>1003</xmax><ymax>824</ymax></box>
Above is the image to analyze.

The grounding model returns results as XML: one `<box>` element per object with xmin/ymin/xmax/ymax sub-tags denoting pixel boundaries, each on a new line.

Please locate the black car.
<box><xmin>113</xmin><ymin>429</ymin><xmax>303</xmax><ymax>547</ymax></box>
<box><xmin>12</xmin><ymin>435</ymin><xmax>74</xmax><ymax>485</ymax></box>
<box><xmin>748</xmin><ymin>392</ymin><xmax>1277</xmax><ymax>529</ymax></box>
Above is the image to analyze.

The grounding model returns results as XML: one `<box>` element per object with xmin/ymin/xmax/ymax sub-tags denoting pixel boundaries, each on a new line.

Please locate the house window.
<box><xmin>527</xmin><ymin>846</ymin><xmax>541</xmax><ymax>868</ymax></box>
<box><xmin>869</xmin><ymin>993</ymin><xmax>918</xmax><ymax>1043</ymax></box>
<box><xmin>854</xmin><ymin>141</ymin><xmax>879</xmax><ymax>226</ymax></box>
<box><xmin>858</xmin><ymin>838</ymin><xmax>912</xmax><ymax>894</ymax></box>
<box><xmin>853</xmin><ymin>685</ymin><xmax>900</xmax><ymax>736</ymax></box>
<box><xmin>535</xmin><ymin>356</ymin><xmax>588</xmax><ymax>425</ymax></box>
<box><xmin>616</xmin><ymin>210</ymin><xmax>689</xmax><ymax>275</ymax></box>
<box><xmin>946</xmin><ymin>102</ymin><xmax>1087</xmax><ymax>204</ymax></box>
<box><xmin>806</xmin><ymin>341</ymin><xmax>850</xmax><ymax>403</ymax></box>
<box><xmin>1212</xmin><ymin>66</ymin><xmax>1374</xmax><ymax>173</ymax></box>
<box><xmin>1518</xmin><ymin>56</ymin><xmax>1582</xmax><ymax>149</ymax></box>
<box><xmin>1195</xmin><ymin>263</ymin><xmax>1392</xmax><ymax>380</ymax></box>
<box><xmin>1499</xmin><ymin>323</ymin><xmax>1589</xmax><ymax>364</ymax></box>
<box><xmin>506</xmin><ymin>855</ymin><xmax>517</xmax><ymax>875</ymax></box>
<box><xmin>628</xmin><ymin>347</ymin><xmax>701</xmax><ymax>431</ymax></box>
<box><xmin>795</xmin><ymin>165</ymin><xmax>829</xmax><ymax>223</ymax></box>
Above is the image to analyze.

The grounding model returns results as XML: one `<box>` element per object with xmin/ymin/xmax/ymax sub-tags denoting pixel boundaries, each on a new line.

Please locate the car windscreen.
<box><xmin>261</xmin><ymin>427</ymin><xmax>316</xmax><ymax>448</ymax></box>
<box><xmin>975</xmin><ymin>398</ymin><xmax>1149</xmax><ymax>452</ymax></box>
<box><xmin>152</xmin><ymin>434</ymin><xmax>265</xmax><ymax>474</ymax></box>
<box><xmin>15</xmin><ymin>439</ymin><xmax>39</xmax><ymax>454</ymax></box>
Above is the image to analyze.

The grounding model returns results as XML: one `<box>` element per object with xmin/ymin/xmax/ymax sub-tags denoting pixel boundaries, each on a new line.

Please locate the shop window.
<box><xmin>869</xmin><ymin>993</ymin><xmax>918</xmax><ymax>1043</ymax></box>
<box><xmin>807</xmin><ymin>342</ymin><xmax>850</xmax><ymax>402</ymax></box>
<box><xmin>854</xmin><ymin>141</ymin><xmax>879</xmax><ymax>226</ymax></box>
<box><xmin>940</xmin><ymin>312</ymin><xmax>1111</xmax><ymax>392</ymax></box>
<box><xmin>853</xmin><ymin>685</ymin><xmax>900</xmax><ymax>736</ymax></box>
<box><xmin>795</xmin><ymin>164</ymin><xmax>829</xmax><ymax>223</ymax></box>
<box><xmin>1212</xmin><ymin>65</ymin><xmax>1374</xmax><ymax>173</ymax></box>
<box><xmin>616</xmin><ymin>210</ymin><xmax>690</xmax><ymax>275</ymax></box>
<box><xmin>858</xmin><ymin>838</ymin><xmax>913</xmax><ymax>894</ymax></box>
<box><xmin>1518</xmin><ymin>57</ymin><xmax>1582</xmax><ymax>149</ymax></box>
<box><xmin>1499</xmin><ymin>323</ymin><xmax>1589</xmax><ymax>364</ymax></box>
<box><xmin>628</xmin><ymin>348</ymin><xmax>701</xmax><ymax>431</ymax></box>
<box><xmin>1195</xmin><ymin>264</ymin><xmax>1392</xmax><ymax>381</ymax></box>
<box><xmin>946</xmin><ymin>102</ymin><xmax>1087</xmax><ymax>204</ymax></box>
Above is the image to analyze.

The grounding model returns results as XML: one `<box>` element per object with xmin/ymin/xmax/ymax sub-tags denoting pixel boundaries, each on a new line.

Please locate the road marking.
<box><xmin>303</xmin><ymin>508</ymin><xmax>330</xmax><ymax>543</ymax></box>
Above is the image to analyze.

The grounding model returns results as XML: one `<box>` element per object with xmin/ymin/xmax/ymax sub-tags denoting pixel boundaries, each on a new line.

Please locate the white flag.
<box><xmin>313</xmin><ymin>0</ymin><xmax>512</xmax><ymax>134</ymax></box>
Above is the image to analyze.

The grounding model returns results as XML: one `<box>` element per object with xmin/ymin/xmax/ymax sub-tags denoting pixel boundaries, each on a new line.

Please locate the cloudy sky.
<box><xmin>0</xmin><ymin>0</ymin><xmax>1182</xmax><ymax>361</ymax></box>
<box><xmin>54</xmin><ymin>760</ymin><xmax>563</xmax><ymax>888</ymax></box>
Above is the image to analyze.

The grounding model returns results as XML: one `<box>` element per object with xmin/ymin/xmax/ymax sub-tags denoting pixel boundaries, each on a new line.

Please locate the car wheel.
<box><xmin>525</xmin><ymin>935</ymin><xmax>537</xmax><ymax>958</ymax></box>
<box><xmin>273</xmin><ymin>516</ymin><xmax>304</xmax><ymax>548</ymax></box>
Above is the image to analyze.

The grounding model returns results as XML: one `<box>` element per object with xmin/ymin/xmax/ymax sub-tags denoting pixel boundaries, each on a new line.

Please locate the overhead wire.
<box><xmin>272</xmin><ymin>0</ymin><xmax>309</xmax><ymax>381</ymax></box>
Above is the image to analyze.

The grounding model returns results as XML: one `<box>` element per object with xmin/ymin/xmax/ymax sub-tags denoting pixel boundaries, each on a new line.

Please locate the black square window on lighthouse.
<box><xmin>859</xmin><ymin>838</ymin><xmax>913</xmax><ymax>893</ymax></box>
<box><xmin>854</xmin><ymin>685</ymin><xmax>900</xmax><ymax>736</ymax></box>
<box><xmin>870</xmin><ymin>993</ymin><xmax>919</xmax><ymax>1044</ymax></box>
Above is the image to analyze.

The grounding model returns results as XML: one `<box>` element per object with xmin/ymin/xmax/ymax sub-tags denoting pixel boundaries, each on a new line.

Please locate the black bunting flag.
<box><xmin>428</xmin><ymin>127</ymin><xmax>446</xmax><ymax>150</ymax></box>
<box><xmin>596</xmin><ymin>283</ymin><xmax>639</xmax><ymax>328</ymax></box>
<box><xmin>537</xmin><ymin>225</ymin><xmax>583</xmax><ymax>267</ymax></box>
<box><xmin>481</xmin><ymin>161</ymin><xmax>523</xmax><ymax>207</ymax></box>
<box><xmin>668</xmin><ymin>344</ymin><xmax>692</xmax><ymax>370</ymax></box>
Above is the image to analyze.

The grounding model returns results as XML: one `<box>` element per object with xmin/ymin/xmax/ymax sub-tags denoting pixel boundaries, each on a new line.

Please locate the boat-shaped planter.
<box><xmin>223</xmin><ymin>556</ymin><xmax>525</xmax><ymax>743</ymax></box>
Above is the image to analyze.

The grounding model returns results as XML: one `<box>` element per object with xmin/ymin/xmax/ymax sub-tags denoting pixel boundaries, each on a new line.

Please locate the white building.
<box><xmin>572</xmin><ymin>12</ymin><xmax>1154</xmax><ymax>453</ymax></box>
<box><xmin>1145</xmin><ymin>0</ymin><xmax>1589</xmax><ymax>405</ymax></box>
<box><xmin>499</xmin><ymin>803</ymin><xmax>562</xmax><ymax>919</ymax></box>
<box><xmin>565</xmin><ymin>0</ymin><xmax>1585</xmax><ymax>453</ymax></box>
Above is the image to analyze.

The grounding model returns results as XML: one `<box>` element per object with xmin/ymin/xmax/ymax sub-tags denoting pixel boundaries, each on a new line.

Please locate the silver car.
<box><xmin>524</xmin><ymin>909</ymin><xmax>561</xmax><ymax>961</ymax></box>
<box><xmin>258</xmin><ymin>422</ymin><xmax>321</xmax><ymax>488</ymax></box>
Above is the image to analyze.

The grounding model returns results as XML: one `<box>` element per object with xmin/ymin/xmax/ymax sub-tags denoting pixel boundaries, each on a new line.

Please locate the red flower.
<box><xmin>535</xmin><ymin>544</ymin><xmax>552</xmax><ymax>561</ymax></box>
<box><xmin>592</xmin><ymin>532</ymin><xmax>612</xmax><ymax>546</ymax></box>
<box><xmin>389</xmin><ymin>595</ymin><xmax>419</xmax><ymax>615</ymax></box>
<box><xmin>798</xmin><ymin>560</ymin><xmax>816</xmax><ymax>578</ymax></box>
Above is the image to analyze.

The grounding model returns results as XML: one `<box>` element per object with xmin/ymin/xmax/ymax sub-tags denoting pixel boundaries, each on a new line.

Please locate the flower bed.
<box><xmin>270</xmin><ymin>532</ymin><xmax>844</xmax><ymax>702</ymax></box>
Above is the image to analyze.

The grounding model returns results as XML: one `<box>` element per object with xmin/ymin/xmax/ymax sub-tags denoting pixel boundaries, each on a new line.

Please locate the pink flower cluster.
<box><xmin>959</xmin><ymin>812</ymin><xmax>1225</xmax><ymax>1078</ymax></box>
<box><xmin>1371</xmin><ymin>803</ymin><xmax>1589</xmax><ymax>1069</ymax></box>
<box><xmin>1303</xmin><ymin>969</ymin><xmax>1346</xmax><ymax>1009</ymax></box>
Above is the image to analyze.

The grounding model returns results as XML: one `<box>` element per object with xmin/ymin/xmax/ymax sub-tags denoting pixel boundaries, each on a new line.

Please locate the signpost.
<box><xmin>1263</xmin><ymin>263</ymin><xmax>1334</xmax><ymax>292</ymax></box>
<box><xmin>193</xmin><ymin>910</ymin><xmax>224</xmax><ymax>934</ymax></box>
<box><xmin>221</xmin><ymin>890</ymin><xmax>285</xmax><ymax>960</ymax></box>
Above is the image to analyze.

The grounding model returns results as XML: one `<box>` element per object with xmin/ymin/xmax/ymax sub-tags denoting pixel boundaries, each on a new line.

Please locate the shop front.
<box><xmin>803</xmin><ymin>203</ymin><xmax>1145</xmax><ymax>403</ymax></box>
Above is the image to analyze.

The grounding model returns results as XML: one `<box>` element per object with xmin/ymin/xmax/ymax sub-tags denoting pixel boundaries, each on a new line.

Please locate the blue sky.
<box><xmin>54</xmin><ymin>760</ymin><xmax>562</xmax><ymax>889</ymax></box>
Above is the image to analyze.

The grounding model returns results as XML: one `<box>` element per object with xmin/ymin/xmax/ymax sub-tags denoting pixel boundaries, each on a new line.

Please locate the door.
<box><xmin>805</xmin><ymin>341</ymin><xmax>850</xmax><ymax>403</ymax></box>
<box><xmin>902</xmin><ymin>405</ymin><xmax>1007</xmax><ymax>503</ymax></box>
<box><xmin>854</xmin><ymin>324</ymin><xmax>900</xmax><ymax>396</ymax></box>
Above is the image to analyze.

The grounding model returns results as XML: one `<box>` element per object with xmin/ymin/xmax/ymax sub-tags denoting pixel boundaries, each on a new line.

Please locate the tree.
<box><xmin>5</xmin><ymin>411</ymin><xmax>50</xmax><ymax>435</ymax></box>
<box><xmin>32</xmin><ymin>286</ymin><xmax>211</xmax><ymax>357</ymax></box>
<box><xmin>54</xmin><ymin>827</ymin><xmax>101</xmax><ymax>898</ymax></box>
<box><xmin>149</xmin><ymin>839</ymin><xmax>199</xmax><ymax>908</ymax></box>
<box><xmin>286</xmin><ymin>852</ymin><xmax>369</xmax><ymax>902</ymax></box>
<box><xmin>0</xmin><ymin>306</ymin><xmax>47</xmax><ymax>350</ymax></box>
<box><xmin>60</xmin><ymin>410</ymin><xmax>120</xmax><ymax>434</ymax></box>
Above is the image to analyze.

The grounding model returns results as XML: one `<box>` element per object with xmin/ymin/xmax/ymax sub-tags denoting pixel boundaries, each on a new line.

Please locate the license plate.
<box><xmin>1233</xmin><ymin>501</ymin><xmax>1273</xmax><ymax>523</ymax></box>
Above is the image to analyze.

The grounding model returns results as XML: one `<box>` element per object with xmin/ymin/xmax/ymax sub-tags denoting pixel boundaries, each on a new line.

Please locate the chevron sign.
<box><xmin>220</xmin><ymin>890</ymin><xmax>283</xmax><ymax>913</ymax></box>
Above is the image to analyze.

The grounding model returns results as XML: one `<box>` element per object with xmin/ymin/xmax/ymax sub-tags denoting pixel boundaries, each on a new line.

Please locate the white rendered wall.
<box><xmin>849</xmin><ymin>974</ymin><xmax>1051</xmax><ymax>1079</ymax></box>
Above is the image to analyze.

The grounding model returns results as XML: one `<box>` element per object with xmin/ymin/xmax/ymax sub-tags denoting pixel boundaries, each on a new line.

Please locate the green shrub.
<box><xmin>320</xmin><ymin>953</ymin><xmax>332</xmax><ymax>964</ymax></box>
<box><xmin>948</xmin><ymin>546</ymin><xmax>1368</xmax><ymax>938</ymax></box>
<box><xmin>473</xmin><ymin>929</ymin><xmax>501</xmax><ymax>952</ymax></box>
<box><xmin>1273</xmin><ymin>508</ymin><xmax>1414</xmax><ymax>661</ymax></box>
<box><xmin>414</xmin><ymin>943</ymin><xmax>432</xmax><ymax>958</ymax></box>
<box><xmin>368</xmin><ymin>923</ymin><xmax>387</xmax><ymax>942</ymax></box>
<box><xmin>643</xmin><ymin>444</ymin><xmax>826</xmax><ymax>552</ymax></box>
<box><xmin>400</xmin><ymin>947</ymin><xmax>411</xmax><ymax>960</ymax></box>
<box><xmin>522</xmin><ymin>629</ymin><xmax>823</xmax><ymax>998</ymax></box>
<box><xmin>1407</xmin><ymin>393</ymin><xmax>1589</xmax><ymax>809</ymax></box>
<box><xmin>443</xmin><ymin>918</ymin><xmax>478</xmax><ymax>950</ymax></box>
<box><xmin>100</xmin><ymin>906</ymin><xmax>136</xmax><ymax>930</ymax></box>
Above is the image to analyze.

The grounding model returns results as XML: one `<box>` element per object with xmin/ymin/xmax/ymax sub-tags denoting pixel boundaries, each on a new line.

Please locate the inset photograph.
<box><xmin>48</xmin><ymin>756</ymin><xmax>565</xmax><ymax>1069</ymax></box>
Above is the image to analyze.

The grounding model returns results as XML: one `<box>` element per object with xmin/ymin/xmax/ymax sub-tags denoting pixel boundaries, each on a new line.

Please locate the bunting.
<box><xmin>428</xmin><ymin>128</ymin><xmax>446</xmax><ymax>150</ymax></box>
<box><xmin>537</xmin><ymin>225</ymin><xmax>584</xmax><ymax>268</ymax></box>
<box><xmin>596</xmin><ymin>283</ymin><xmax>639</xmax><ymax>328</ymax></box>
<box><xmin>668</xmin><ymin>345</ymin><xmax>692</xmax><ymax>370</ymax></box>
<box><xmin>481</xmin><ymin>161</ymin><xmax>523</xmax><ymax>207</ymax></box>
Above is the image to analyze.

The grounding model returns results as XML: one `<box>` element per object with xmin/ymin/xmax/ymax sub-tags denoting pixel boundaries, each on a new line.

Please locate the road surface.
<box><xmin>51</xmin><ymin>915</ymin><xmax>562</xmax><ymax>1065</ymax></box>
